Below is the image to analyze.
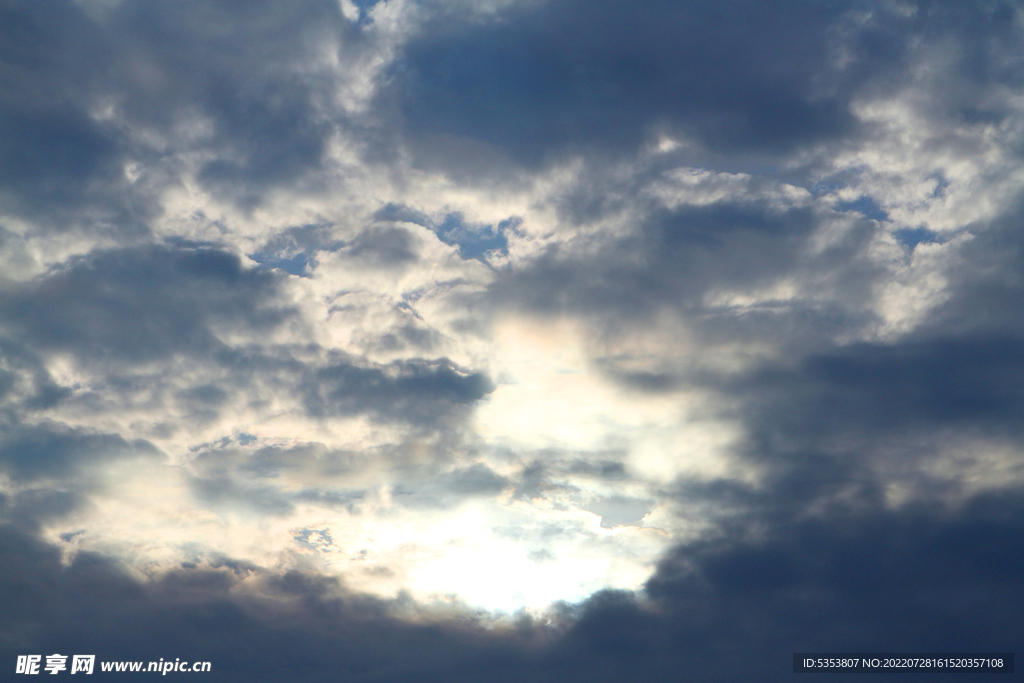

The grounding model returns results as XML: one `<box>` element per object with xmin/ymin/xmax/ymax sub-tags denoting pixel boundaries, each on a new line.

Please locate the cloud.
<box><xmin>2</xmin><ymin>0</ymin><xmax>1024</xmax><ymax>679</ymax></box>
<box><xmin>0</xmin><ymin>423</ymin><xmax>159</xmax><ymax>484</ymax></box>
<box><xmin>0</xmin><ymin>0</ymin><xmax>370</xmax><ymax>234</ymax></box>
<box><xmin>303</xmin><ymin>356</ymin><xmax>495</xmax><ymax>424</ymax></box>
<box><xmin>380</xmin><ymin>0</ymin><xmax>899</xmax><ymax>174</ymax></box>
<box><xmin>0</xmin><ymin>243</ymin><xmax>295</xmax><ymax>364</ymax></box>
<box><xmin>734</xmin><ymin>336</ymin><xmax>1024</xmax><ymax>450</ymax></box>
<box><xmin>0</xmin><ymin>421</ymin><xmax>163</xmax><ymax>531</ymax></box>
<box><xmin>1</xmin><ymin>487</ymin><xmax>1020</xmax><ymax>682</ymax></box>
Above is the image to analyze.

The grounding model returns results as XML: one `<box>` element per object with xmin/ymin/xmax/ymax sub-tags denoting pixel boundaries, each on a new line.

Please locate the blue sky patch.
<box><xmin>893</xmin><ymin>227</ymin><xmax>941</xmax><ymax>251</ymax></box>
<box><xmin>432</xmin><ymin>213</ymin><xmax>514</xmax><ymax>260</ymax></box>
<box><xmin>836</xmin><ymin>195</ymin><xmax>889</xmax><ymax>222</ymax></box>
<box><xmin>248</xmin><ymin>251</ymin><xmax>314</xmax><ymax>276</ymax></box>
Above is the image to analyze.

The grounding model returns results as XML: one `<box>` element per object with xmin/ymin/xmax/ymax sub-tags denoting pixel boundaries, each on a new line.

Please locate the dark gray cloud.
<box><xmin>380</xmin><ymin>0</ymin><xmax>876</xmax><ymax>173</ymax></box>
<box><xmin>0</xmin><ymin>525</ymin><xmax>543</xmax><ymax>683</ymax></box>
<box><xmin>0</xmin><ymin>339</ymin><xmax>69</xmax><ymax>421</ymax></box>
<box><xmin>494</xmin><ymin>196</ymin><xmax>882</xmax><ymax>359</ymax></box>
<box><xmin>0</xmin><ymin>487</ymin><xmax>1020</xmax><ymax>682</ymax></box>
<box><xmin>185</xmin><ymin>441</ymin><xmax>510</xmax><ymax>517</ymax></box>
<box><xmin>236</xmin><ymin>443</ymin><xmax>360</xmax><ymax>480</ymax></box>
<box><xmin>666</xmin><ymin>193</ymin><xmax>1024</xmax><ymax>505</ymax></box>
<box><xmin>1</xmin><ymin>241</ymin><xmax>494</xmax><ymax>435</ymax></box>
<box><xmin>2</xmin><ymin>0</ymin><xmax>1024</xmax><ymax>679</ymax></box>
<box><xmin>188</xmin><ymin>471</ymin><xmax>299</xmax><ymax>517</ymax></box>
<box><xmin>378</xmin><ymin>0</ymin><xmax>1024</xmax><ymax>181</ymax></box>
<box><xmin>390</xmin><ymin>462</ymin><xmax>510</xmax><ymax>509</ymax></box>
<box><xmin>0</xmin><ymin>422</ymin><xmax>162</xmax><ymax>528</ymax></box>
<box><xmin>915</xmin><ymin>203</ymin><xmax>1024</xmax><ymax>338</ymax></box>
<box><xmin>0</xmin><ymin>242</ymin><xmax>294</xmax><ymax>365</ymax></box>
<box><xmin>347</xmin><ymin>226</ymin><xmax>422</xmax><ymax>266</ymax></box>
<box><xmin>629</xmin><ymin>490</ymin><xmax>1024</xmax><ymax>682</ymax></box>
<box><xmin>0</xmin><ymin>0</ymin><xmax>145</xmax><ymax>232</ymax></box>
<box><xmin>734</xmin><ymin>335</ymin><xmax>1024</xmax><ymax>462</ymax></box>
<box><xmin>303</xmin><ymin>355</ymin><xmax>495</xmax><ymax>425</ymax></box>
<box><xmin>0</xmin><ymin>0</ymin><xmax>360</xmax><ymax>228</ymax></box>
<box><xmin>0</xmin><ymin>423</ymin><xmax>159</xmax><ymax>484</ymax></box>
<box><xmin>117</xmin><ymin>0</ymin><xmax>361</xmax><ymax>206</ymax></box>
<box><xmin>183</xmin><ymin>442</ymin><xmax>368</xmax><ymax>516</ymax></box>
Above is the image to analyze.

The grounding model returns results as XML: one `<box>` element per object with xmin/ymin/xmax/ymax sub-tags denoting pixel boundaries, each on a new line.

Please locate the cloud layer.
<box><xmin>2</xmin><ymin>0</ymin><xmax>1023</xmax><ymax>680</ymax></box>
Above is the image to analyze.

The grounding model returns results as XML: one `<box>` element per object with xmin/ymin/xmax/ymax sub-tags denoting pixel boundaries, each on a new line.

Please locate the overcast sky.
<box><xmin>1</xmin><ymin>0</ymin><xmax>1022</xmax><ymax>680</ymax></box>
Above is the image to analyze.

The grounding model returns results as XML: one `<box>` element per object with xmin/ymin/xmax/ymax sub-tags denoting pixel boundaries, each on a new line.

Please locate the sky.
<box><xmin>0</xmin><ymin>0</ymin><xmax>1022</xmax><ymax>680</ymax></box>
